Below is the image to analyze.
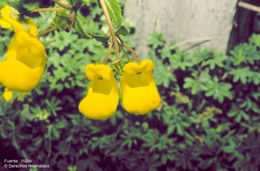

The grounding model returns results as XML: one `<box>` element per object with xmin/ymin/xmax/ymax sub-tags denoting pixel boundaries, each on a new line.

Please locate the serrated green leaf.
<box><xmin>104</xmin><ymin>0</ymin><xmax>122</xmax><ymax>30</ymax></box>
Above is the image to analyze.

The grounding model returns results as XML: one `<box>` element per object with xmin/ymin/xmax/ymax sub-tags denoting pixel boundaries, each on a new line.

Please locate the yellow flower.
<box><xmin>79</xmin><ymin>64</ymin><xmax>119</xmax><ymax>119</ymax></box>
<box><xmin>120</xmin><ymin>60</ymin><xmax>161</xmax><ymax>114</ymax></box>
<box><xmin>0</xmin><ymin>5</ymin><xmax>45</xmax><ymax>92</ymax></box>
<box><xmin>0</xmin><ymin>31</ymin><xmax>46</xmax><ymax>91</ymax></box>
<box><xmin>3</xmin><ymin>88</ymin><xmax>13</xmax><ymax>102</ymax></box>
<box><xmin>0</xmin><ymin>5</ymin><xmax>38</xmax><ymax>36</ymax></box>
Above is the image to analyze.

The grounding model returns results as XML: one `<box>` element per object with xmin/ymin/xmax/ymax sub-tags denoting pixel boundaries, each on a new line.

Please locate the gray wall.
<box><xmin>124</xmin><ymin>0</ymin><xmax>238</xmax><ymax>57</ymax></box>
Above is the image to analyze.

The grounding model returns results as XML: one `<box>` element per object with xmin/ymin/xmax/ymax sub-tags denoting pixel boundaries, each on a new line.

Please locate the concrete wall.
<box><xmin>124</xmin><ymin>0</ymin><xmax>238</xmax><ymax>57</ymax></box>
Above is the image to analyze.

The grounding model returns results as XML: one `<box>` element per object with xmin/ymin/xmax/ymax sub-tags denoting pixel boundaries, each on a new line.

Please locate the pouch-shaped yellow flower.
<box><xmin>0</xmin><ymin>5</ymin><xmax>38</xmax><ymax>36</ymax></box>
<box><xmin>0</xmin><ymin>31</ymin><xmax>46</xmax><ymax>91</ymax></box>
<box><xmin>120</xmin><ymin>60</ymin><xmax>161</xmax><ymax>114</ymax></box>
<box><xmin>79</xmin><ymin>64</ymin><xmax>119</xmax><ymax>119</ymax></box>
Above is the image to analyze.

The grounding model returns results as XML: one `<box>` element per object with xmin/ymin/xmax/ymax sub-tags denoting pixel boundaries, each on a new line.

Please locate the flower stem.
<box><xmin>53</xmin><ymin>0</ymin><xmax>73</xmax><ymax>9</ymax></box>
<box><xmin>99</xmin><ymin>0</ymin><xmax>120</xmax><ymax>61</ymax></box>
<box><xmin>67</xmin><ymin>11</ymin><xmax>76</xmax><ymax>31</ymax></box>
<box><xmin>119</xmin><ymin>45</ymin><xmax>132</xmax><ymax>62</ymax></box>
<box><xmin>123</xmin><ymin>41</ymin><xmax>139</xmax><ymax>61</ymax></box>
<box><xmin>37</xmin><ymin>27</ymin><xmax>57</xmax><ymax>39</ymax></box>
<box><xmin>103</xmin><ymin>38</ymin><xmax>113</xmax><ymax>64</ymax></box>
<box><xmin>31</xmin><ymin>8</ymin><xmax>68</xmax><ymax>13</ymax></box>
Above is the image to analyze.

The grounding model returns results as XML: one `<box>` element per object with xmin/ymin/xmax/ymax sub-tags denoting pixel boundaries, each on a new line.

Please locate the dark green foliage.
<box><xmin>1</xmin><ymin>0</ymin><xmax>260</xmax><ymax>170</ymax></box>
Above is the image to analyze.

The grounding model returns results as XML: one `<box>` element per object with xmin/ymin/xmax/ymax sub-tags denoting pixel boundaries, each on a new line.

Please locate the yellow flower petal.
<box><xmin>0</xmin><ymin>5</ymin><xmax>24</xmax><ymax>32</ymax></box>
<box><xmin>0</xmin><ymin>18</ymin><xmax>11</xmax><ymax>29</ymax></box>
<box><xmin>120</xmin><ymin>60</ymin><xmax>161</xmax><ymax>114</ymax></box>
<box><xmin>0</xmin><ymin>5</ymin><xmax>38</xmax><ymax>35</ymax></box>
<box><xmin>28</xmin><ymin>19</ymin><xmax>38</xmax><ymax>37</ymax></box>
<box><xmin>3</xmin><ymin>88</ymin><xmax>13</xmax><ymax>102</ymax></box>
<box><xmin>0</xmin><ymin>31</ymin><xmax>46</xmax><ymax>91</ymax></box>
<box><xmin>0</xmin><ymin>59</ymin><xmax>44</xmax><ymax>91</ymax></box>
<box><xmin>79</xmin><ymin>64</ymin><xmax>119</xmax><ymax>119</ymax></box>
<box><xmin>10</xmin><ymin>31</ymin><xmax>46</xmax><ymax>68</ymax></box>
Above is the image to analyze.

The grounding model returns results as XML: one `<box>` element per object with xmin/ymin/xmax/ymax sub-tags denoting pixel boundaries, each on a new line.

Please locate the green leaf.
<box><xmin>161</xmin><ymin>155</ymin><xmax>167</xmax><ymax>164</ymax></box>
<box><xmin>249</xmin><ymin>34</ymin><xmax>260</xmax><ymax>47</ymax></box>
<box><xmin>177</xmin><ymin>123</ymin><xmax>184</xmax><ymax>136</ymax></box>
<box><xmin>70</xmin><ymin>0</ymin><xmax>83</xmax><ymax>8</ymax></box>
<box><xmin>52</xmin><ymin>126</ymin><xmax>60</xmax><ymax>139</ymax></box>
<box><xmin>183</xmin><ymin>77</ymin><xmax>201</xmax><ymax>95</ymax></box>
<box><xmin>104</xmin><ymin>0</ymin><xmax>123</xmax><ymax>30</ymax></box>
<box><xmin>205</xmin><ymin>81</ymin><xmax>233</xmax><ymax>103</ymax></box>
<box><xmin>12</xmin><ymin>136</ymin><xmax>20</xmax><ymax>149</ymax></box>
<box><xmin>74</xmin><ymin>14</ymin><xmax>92</xmax><ymax>39</ymax></box>
<box><xmin>116</xmin><ymin>25</ymin><xmax>129</xmax><ymax>36</ymax></box>
<box><xmin>147</xmin><ymin>32</ymin><xmax>165</xmax><ymax>48</ymax></box>
<box><xmin>52</xmin><ymin>11</ymin><xmax>71</xmax><ymax>31</ymax></box>
<box><xmin>167</xmin><ymin>125</ymin><xmax>176</xmax><ymax>135</ymax></box>
<box><xmin>230</xmin><ymin>67</ymin><xmax>251</xmax><ymax>84</ymax></box>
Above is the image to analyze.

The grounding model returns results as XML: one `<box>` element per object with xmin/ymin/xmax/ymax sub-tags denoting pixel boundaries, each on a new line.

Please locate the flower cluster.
<box><xmin>0</xmin><ymin>5</ymin><xmax>160</xmax><ymax>119</ymax></box>
<box><xmin>0</xmin><ymin>5</ymin><xmax>46</xmax><ymax>101</ymax></box>
<box><xmin>79</xmin><ymin>60</ymin><xmax>161</xmax><ymax>119</ymax></box>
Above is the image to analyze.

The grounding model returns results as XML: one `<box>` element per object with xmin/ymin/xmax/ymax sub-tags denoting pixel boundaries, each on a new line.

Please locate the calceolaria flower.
<box><xmin>120</xmin><ymin>59</ymin><xmax>161</xmax><ymax>114</ymax></box>
<box><xmin>0</xmin><ymin>31</ymin><xmax>46</xmax><ymax>91</ymax></box>
<box><xmin>79</xmin><ymin>64</ymin><xmax>119</xmax><ymax>119</ymax></box>
<box><xmin>0</xmin><ymin>5</ymin><xmax>46</xmax><ymax>92</ymax></box>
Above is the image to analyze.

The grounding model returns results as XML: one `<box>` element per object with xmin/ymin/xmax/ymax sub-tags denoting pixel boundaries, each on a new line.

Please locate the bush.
<box><xmin>0</xmin><ymin>0</ymin><xmax>260</xmax><ymax>170</ymax></box>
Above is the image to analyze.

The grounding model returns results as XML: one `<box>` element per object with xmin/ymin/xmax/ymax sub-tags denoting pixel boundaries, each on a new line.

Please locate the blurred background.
<box><xmin>0</xmin><ymin>0</ymin><xmax>260</xmax><ymax>170</ymax></box>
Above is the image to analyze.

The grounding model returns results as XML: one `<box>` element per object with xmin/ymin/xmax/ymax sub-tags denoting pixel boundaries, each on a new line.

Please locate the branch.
<box><xmin>123</xmin><ymin>41</ymin><xmax>138</xmax><ymax>61</ymax></box>
<box><xmin>37</xmin><ymin>27</ymin><xmax>57</xmax><ymax>39</ymax></box>
<box><xmin>238</xmin><ymin>2</ymin><xmax>260</xmax><ymax>13</ymax></box>
<box><xmin>103</xmin><ymin>38</ymin><xmax>113</xmax><ymax>63</ymax></box>
<box><xmin>31</xmin><ymin>8</ymin><xmax>68</xmax><ymax>13</ymax></box>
